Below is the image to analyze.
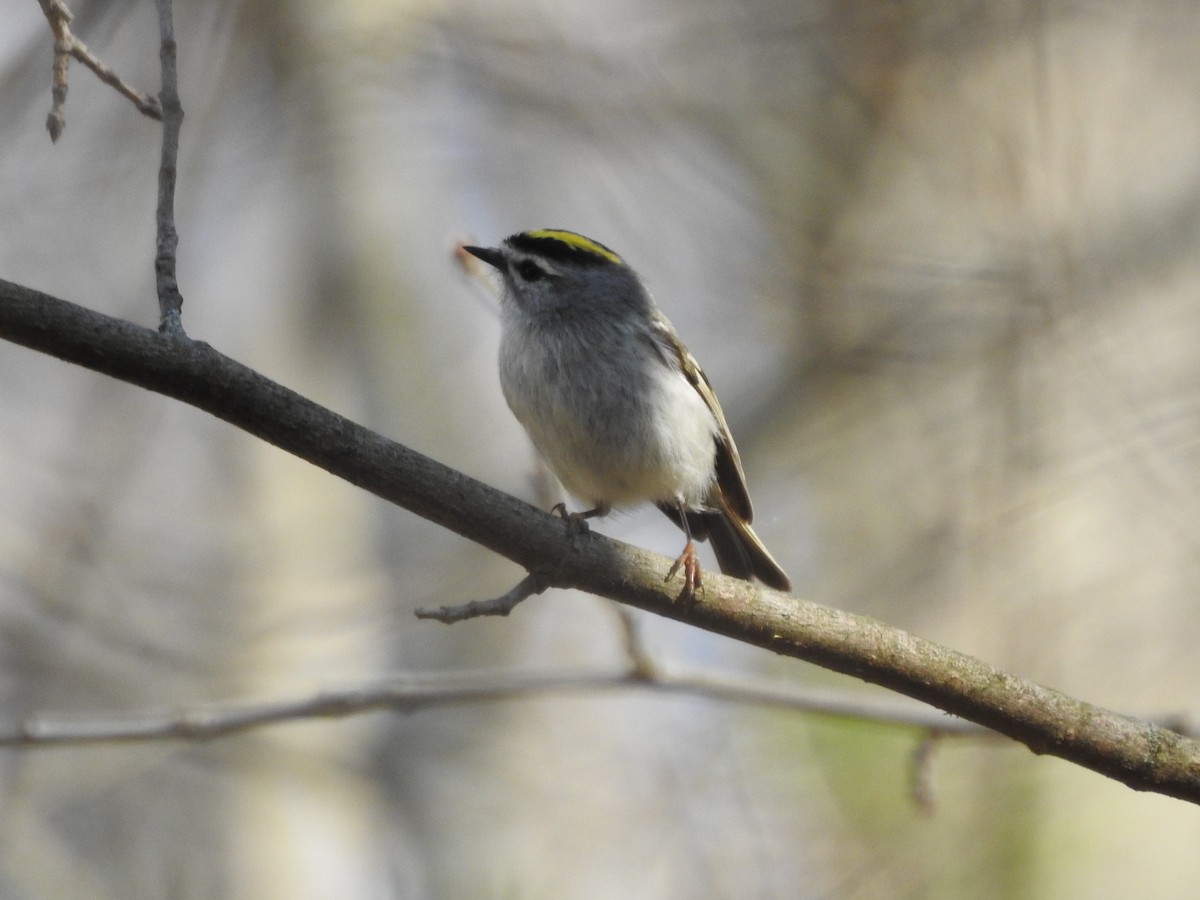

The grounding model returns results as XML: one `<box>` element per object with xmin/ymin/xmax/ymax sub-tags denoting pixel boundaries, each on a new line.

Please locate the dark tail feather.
<box><xmin>658</xmin><ymin>504</ymin><xmax>791</xmax><ymax>592</ymax></box>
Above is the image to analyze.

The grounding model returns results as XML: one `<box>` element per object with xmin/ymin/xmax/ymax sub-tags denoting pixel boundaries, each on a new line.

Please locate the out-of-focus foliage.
<box><xmin>1</xmin><ymin>0</ymin><xmax>1200</xmax><ymax>897</ymax></box>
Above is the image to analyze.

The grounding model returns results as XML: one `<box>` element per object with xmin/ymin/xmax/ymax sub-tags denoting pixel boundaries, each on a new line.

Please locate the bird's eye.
<box><xmin>516</xmin><ymin>259</ymin><xmax>547</xmax><ymax>282</ymax></box>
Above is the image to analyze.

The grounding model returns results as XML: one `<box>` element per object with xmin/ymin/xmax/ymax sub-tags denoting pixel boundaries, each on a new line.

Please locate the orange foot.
<box><xmin>666</xmin><ymin>540</ymin><xmax>703</xmax><ymax>602</ymax></box>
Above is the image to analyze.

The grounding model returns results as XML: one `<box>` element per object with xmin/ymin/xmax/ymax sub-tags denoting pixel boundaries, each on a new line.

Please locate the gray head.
<box><xmin>463</xmin><ymin>229</ymin><xmax>654</xmax><ymax>321</ymax></box>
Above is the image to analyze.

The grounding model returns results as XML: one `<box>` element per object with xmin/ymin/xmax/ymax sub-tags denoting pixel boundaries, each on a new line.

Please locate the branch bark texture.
<box><xmin>1</xmin><ymin>278</ymin><xmax>1198</xmax><ymax>803</ymax></box>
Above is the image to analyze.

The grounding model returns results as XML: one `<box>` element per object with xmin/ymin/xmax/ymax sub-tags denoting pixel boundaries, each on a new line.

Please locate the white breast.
<box><xmin>499</xmin><ymin>323</ymin><xmax>719</xmax><ymax>510</ymax></box>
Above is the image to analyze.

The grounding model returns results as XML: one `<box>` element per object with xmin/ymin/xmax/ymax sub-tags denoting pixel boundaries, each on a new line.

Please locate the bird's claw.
<box><xmin>552</xmin><ymin>503</ymin><xmax>591</xmax><ymax>548</ymax></box>
<box><xmin>666</xmin><ymin>540</ymin><xmax>703</xmax><ymax>602</ymax></box>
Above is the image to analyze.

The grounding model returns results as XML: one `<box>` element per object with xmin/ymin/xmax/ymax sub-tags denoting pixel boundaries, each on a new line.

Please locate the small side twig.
<box><xmin>41</xmin><ymin>0</ymin><xmax>70</xmax><ymax>140</ymax></box>
<box><xmin>415</xmin><ymin>572</ymin><xmax>551</xmax><ymax>623</ymax></box>
<box><xmin>153</xmin><ymin>0</ymin><xmax>185</xmax><ymax>335</ymax></box>
<box><xmin>36</xmin><ymin>0</ymin><xmax>162</xmax><ymax>142</ymax></box>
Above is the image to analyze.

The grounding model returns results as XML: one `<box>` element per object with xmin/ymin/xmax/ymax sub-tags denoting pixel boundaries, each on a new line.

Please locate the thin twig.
<box><xmin>38</xmin><ymin>0</ymin><xmax>72</xmax><ymax>141</ymax></box>
<box><xmin>5</xmin><ymin>662</ymin><xmax>1193</xmax><ymax>751</ymax></box>
<box><xmin>36</xmin><ymin>0</ymin><xmax>162</xmax><ymax>142</ymax></box>
<box><xmin>153</xmin><ymin>0</ymin><xmax>185</xmax><ymax>335</ymax></box>
<box><xmin>70</xmin><ymin>36</ymin><xmax>163</xmax><ymax>120</ymax></box>
<box><xmin>0</xmin><ymin>666</ymin><xmax>989</xmax><ymax>748</ymax></box>
<box><xmin>415</xmin><ymin>572</ymin><xmax>551</xmax><ymax>622</ymax></box>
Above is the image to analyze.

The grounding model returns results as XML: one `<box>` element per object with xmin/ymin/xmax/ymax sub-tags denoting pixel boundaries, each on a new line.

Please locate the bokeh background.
<box><xmin>3</xmin><ymin>1</ymin><xmax>1200</xmax><ymax>897</ymax></box>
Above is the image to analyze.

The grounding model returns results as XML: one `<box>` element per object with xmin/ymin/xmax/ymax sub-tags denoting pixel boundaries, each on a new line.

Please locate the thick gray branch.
<box><xmin>0</xmin><ymin>279</ymin><xmax>1198</xmax><ymax>803</ymax></box>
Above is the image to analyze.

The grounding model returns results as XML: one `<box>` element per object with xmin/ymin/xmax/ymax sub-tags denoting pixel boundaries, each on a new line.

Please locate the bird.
<box><xmin>463</xmin><ymin>228</ymin><xmax>790</xmax><ymax>597</ymax></box>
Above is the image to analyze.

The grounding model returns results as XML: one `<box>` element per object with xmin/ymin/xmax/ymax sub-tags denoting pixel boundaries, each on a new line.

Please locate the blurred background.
<box><xmin>2</xmin><ymin>0</ymin><xmax>1200</xmax><ymax>897</ymax></box>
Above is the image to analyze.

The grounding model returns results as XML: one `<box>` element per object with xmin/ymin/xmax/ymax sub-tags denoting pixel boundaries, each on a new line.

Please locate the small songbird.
<box><xmin>464</xmin><ymin>229</ymin><xmax>790</xmax><ymax>596</ymax></box>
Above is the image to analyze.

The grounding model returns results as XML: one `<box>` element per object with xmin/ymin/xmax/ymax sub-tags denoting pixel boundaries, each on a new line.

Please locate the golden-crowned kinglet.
<box><xmin>464</xmin><ymin>229</ymin><xmax>790</xmax><ymax>595</ymax></box>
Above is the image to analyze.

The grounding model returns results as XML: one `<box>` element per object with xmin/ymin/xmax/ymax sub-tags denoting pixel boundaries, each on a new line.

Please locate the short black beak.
<box><xmin>462</xmin><ymin>245</ymin><xmax>506</xmax><ymax>270</ymax></box>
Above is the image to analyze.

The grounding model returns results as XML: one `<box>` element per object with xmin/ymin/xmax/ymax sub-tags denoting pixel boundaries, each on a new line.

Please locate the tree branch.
<box><xmin>415</xmin><ymin>572</ymin><xmax>551</xmax><ymax>622</ymax></box>
<box><xmin>153</xmin><ymin>0</ymin><xmax>184</xmax><ymax>335</ymax></box>
<box><xmin>0</xmin><ymin>667</ymin><xmax>988</xmax><ymax>748</ymax></box>
<box><xmin>36</xmin><ymin>0</ymin><xmax>162</xmax><ymax>142</ymax></box>
<box><xmin>1</xmin><ymin>279</ymin><xmax>1198</xmax><ymax>803</ymax></box>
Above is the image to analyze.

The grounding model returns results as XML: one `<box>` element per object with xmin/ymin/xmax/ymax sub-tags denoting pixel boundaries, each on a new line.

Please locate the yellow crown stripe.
<box><xmin>526</xmin><ymin>229</ymin><xmax>623</xmax><ymax>265</ymax></box>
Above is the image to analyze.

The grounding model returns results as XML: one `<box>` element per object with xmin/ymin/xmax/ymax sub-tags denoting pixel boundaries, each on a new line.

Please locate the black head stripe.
<box><xmin>505</xmin><ymin>230</ymin><xmax>623</xmax><ymax>267</ymax></box>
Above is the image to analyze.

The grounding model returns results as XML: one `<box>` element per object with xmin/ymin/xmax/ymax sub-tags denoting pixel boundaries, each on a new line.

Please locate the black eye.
<box><xmin>516</xmin><ymin>259</ymin><xmax>547</xmax><ymax>282</ymax></box>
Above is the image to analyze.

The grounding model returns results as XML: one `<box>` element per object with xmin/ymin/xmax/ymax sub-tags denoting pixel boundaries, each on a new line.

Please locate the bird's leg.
<box><xmin>665</xmin><ymin>501</ymin><xmax>703</xmax><ymax>602</ymax></box>
<box><xmin>552</xmin><ymin>503</ymin><xmax>608</xmax><ymax>547</ymax></box>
